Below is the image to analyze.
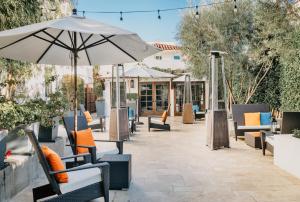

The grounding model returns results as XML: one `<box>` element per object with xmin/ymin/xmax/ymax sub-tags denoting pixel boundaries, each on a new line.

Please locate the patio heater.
<box><xmin>206</xmin><ymin>51</ymin><xmax>230</xmax><ymax>150</ymax></box>
<box><xmin>182</xmin><ymin>74</ymin><xmax>194</xmax><ymax>124</ymax></box>
<box><xmin>109</xmin><ymin>64</ymin><xmax>129</xmax><ymax>141</ymax></box>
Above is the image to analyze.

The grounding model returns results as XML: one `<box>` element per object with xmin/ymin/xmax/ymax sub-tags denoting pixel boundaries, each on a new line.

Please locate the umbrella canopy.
<box><xmin>124</xmin><ymin>63</ymin><xmax>175</xmax><ymax>78</ymax></box>
<box><xmin>173</xmin><ymin>73</ymin><xmax>206</xmax><ymax>82</ymax></box>
<box><xmin>0</xmin><ymin>15</ymin><xmax>160</xmax><ymax>66</ymax></box>
<box><xmin>0</xmin><ymin>14</ymin><xmax>160</xmax><ymax>144</ymax></box>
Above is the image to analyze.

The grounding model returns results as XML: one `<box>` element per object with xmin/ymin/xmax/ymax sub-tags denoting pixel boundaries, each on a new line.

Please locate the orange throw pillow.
<box><xmin>41</xmin><ymin>145</ymin><xmax>68</xmax><ymax>183</ymax></box>
<box><xmin>84</xmin><ymin>111</ymin><xmax>93</xmax><ymax>123</ymax></box>
<box><xmin>244</xmin><ymin>112</ymin><xmax>260</xmax><ymax>126</ymax></box>
<box><xmin>161</xmin><ymin>111</ymin><xmax>168</xmax><ymax>123</ymax></box>
<box><xmin>72</xmin><ymin>128</ymin><xmax>96</xmax><ymax>154</ymax></box>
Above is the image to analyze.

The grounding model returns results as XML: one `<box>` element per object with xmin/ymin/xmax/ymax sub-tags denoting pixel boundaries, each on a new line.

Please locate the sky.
<box><xmin>76</xmin><ymin>0</ymin><xmax>198</xmax><ymax>44</ymax></box>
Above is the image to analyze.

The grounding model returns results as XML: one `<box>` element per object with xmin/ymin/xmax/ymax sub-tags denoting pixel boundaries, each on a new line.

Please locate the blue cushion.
<box><xmin>192</xmin><ymin>105</ymin><xmax>200</xmax><ymax>112</ymax></box>
<box><xmin>128</xmin><ymin>108</ymin><xmax>135</xmax><ymax>119</ymax></box>
<box><xmin>260</xmin><ymin>112</ymin><xmax>272</xmax><ymax>125</ymax></box>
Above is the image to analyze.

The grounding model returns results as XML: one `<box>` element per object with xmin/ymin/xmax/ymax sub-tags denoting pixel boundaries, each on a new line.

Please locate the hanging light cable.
<box><xmin>195</xmin><ymin>5</ymin><xmax>199</xmax><ymax>16</ymax></box>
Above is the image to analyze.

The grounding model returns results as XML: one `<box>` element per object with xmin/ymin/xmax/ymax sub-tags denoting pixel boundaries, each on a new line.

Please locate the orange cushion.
<box><xmin>41</xmin><ymin>145</ymin><xmax>68</xmax><ymax>183</ymax></box>
<box><xmin>84</xmin><ymin>111</ymin><xmax>93</xmax><ymax>123</ymax></box>
<box><xmin>161</xmin><ymin>111</ymin><xmax>168</xmax><ymax>123</ymax></box>
<box><xmin>244</xmin><ymin>112</ymin><xmax>260</xmax><ymax>126</ymax></box>
<box><xmin>72</xmin><ymin>128</ymin><xmax>96</xmax><ymax>154</ymax></box>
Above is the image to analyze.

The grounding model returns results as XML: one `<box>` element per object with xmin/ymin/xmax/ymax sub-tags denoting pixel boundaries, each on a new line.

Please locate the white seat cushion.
<box><xmin>96</xmin><ymin>148</ymin><xmax>119</xmax><ymax>159</ymax></box>
<box><xmin>59</xmin><ymin>163</ymin><xmax>101</xmax><ymax>194</ymax></box>
<box><xmin>266</xmin><ymin>135</ymin><xmax>274</xmax><ymax>146</ymax></box>
<box><xmin>151</xmin><ymin>118</ymin><xmax>162</xmax><ymax>124</ymax></box>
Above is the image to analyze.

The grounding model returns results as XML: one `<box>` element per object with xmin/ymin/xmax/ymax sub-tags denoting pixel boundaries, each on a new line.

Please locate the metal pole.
<box><xmin>136</xmin><ymin>76</ymin><xmax>144</xmax><ymax>124</ymax></box>
<box><xmin>116</xmin><ymin>64</ymin><xmax>121</xmax><ymax>140</ymax></box>
<box><xmin>221</xmin><ymin>56</ymin><xmax>228</xmax><ymax>112</ymax></box>
<box><xmin>73</xmin><ymin>32</ymin><xmax>78</xmax><ymax>154</ymax></box>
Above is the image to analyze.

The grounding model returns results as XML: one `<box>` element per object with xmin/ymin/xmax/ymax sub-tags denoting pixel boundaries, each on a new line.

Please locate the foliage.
<box><xmin>39</xmin><ymin>91</ymin><xmax>68</xmax><ymax>128</ymax></box>
<box><xmin>293</xmin><ymin>129</ymin><xmax>300</xmax><ymax>139</ymax></box>
<box><xmin>127</xmin><ymin>93</ymin><xmax>138</xmax><ymax>100</ymax></box>
<box><xmin>178</xmin><ymin>0</ymin><xmax>300</xmax><ymax>111</ymax></box>
<box><xmin>0</xmin><ymin>101</ymin><xmax>21</xmax><ymax>130</ymax></box>
<box><xmin>60</xmin><ymin>75</ymin><xmax>84</xmax><ymax>109</ymax></box>
<box><xmin>93</xmin><ymin>65</ymin><xmax>104</xmax><ymax>99</ymax></box>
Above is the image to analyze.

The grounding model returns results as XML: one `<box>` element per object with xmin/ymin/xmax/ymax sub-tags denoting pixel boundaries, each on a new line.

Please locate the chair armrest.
<box><xmin>94</xmin><ymin>140</ymin><xmax>123</xmax><ymax>154</ymax></box>
<box><xmin>66</xmin><ymin>144</ymin><xmax>97</xmax><ymax>163</ymax></box>
<box><xmin>61</xmin><ymin>153</ymin><xmax>90</xmax><ymax>160</ymax></box>
<box><xmin>66</xmin><ymin>144</ymin><xmax>96</xmax><ymax>149</ymax></box>
<box><xmin>49</xmin><ymin>162</ymin><xmax>109</xmax><ymax>175</ymax></box>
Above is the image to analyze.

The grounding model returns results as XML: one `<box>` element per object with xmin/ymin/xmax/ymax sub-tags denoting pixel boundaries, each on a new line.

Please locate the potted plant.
<box><xmin>293</xmin><ymin>129</ymin><xmax>300</xmax><ymax>139</ymax></box>
<box><xmin>38</xmin><ymin>92</ymin><xmax>67</xmax><ymax>142</ymax></box>
<box><xmin>0</xmin><ymin>101</ymin><xmax>20</xmax><ymax>170</ymax></box>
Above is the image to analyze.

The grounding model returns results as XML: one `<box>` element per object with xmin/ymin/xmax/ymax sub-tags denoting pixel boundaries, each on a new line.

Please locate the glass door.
<box><xmin>140</xmin><ymin>83</ymin><xmax>153</xmax><ymax>113</ymax></box>
<box><xmin>155</xmin><ymin>83</ymin><xmax>169</xmax><ymax>112</ymax></box>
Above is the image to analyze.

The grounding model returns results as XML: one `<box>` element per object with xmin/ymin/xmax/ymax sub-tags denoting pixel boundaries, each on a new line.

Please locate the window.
<box><xmin>130</xmin><ymin>79</ymin><xmax>135</xmax><ymax>88</ymax></box>
<box><xmin>155</xmin><ymin>55</ymin><xmax>162</xmax><ymax>60</ymax></box>
<box><xmin>174</xmin><ymin>55</ymin><xmax>181</xmax><ymax>60</ymax></box>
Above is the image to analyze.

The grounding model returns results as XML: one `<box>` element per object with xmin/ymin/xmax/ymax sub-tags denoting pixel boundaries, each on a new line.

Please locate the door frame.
<box><xmin>139</xmin><ymin>81</ymin><xmax>170</xmax><ymax>116</ymax></box>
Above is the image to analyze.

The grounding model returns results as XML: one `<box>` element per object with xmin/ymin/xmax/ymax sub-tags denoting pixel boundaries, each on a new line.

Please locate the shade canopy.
<box><xmin>173</xmin><ymin>73</ymin><xmax>205</xmax><ymax>82</ymax></box>
<box><xmin>0</xmin><ymin>15</ymin><xmax>160</xmax><ymax>66</ymax></box>
<box><xmin>124</xmin><ymin>63</ymin><xmax>175</xmax><ymax>78</ymax></box>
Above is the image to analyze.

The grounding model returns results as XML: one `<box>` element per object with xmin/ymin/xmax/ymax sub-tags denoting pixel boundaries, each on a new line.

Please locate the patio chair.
<box><xmin>79</xmin><ymin>104</ymin><xmax>103</xmax><ymax>131</ymax></box>
<box><xmin>63</xmin><ymin>115</ymin><xmax>123</xmax><ymax>164</ymax></box>
<box><xmin>261</xmin><ymin>112</ymin><xmax>300</xmax><ymax>155</ymax></box>
<box><xmin>128</xmin><ymin>106</ymin><xmax>136</xmax><ymax>134</ymax></box>
<box><xmin>25</xmin><ymin>129</ymin><xmax>110</xmax><ymax>202</ymax></box>
<box><xmin>95</xmin><ymin>100</ymin><xmax>106</xmax><ymax>131</ymax></box>
<box><xmin>193</xmin><ymin>105</ymin><xmax>205</xmax><ymax>120</ymax></box>
<box><xmin>148</xmin><ymin>104</ymin><xmax>171</xmax><ymax>132</ymax></box>
<box><xmin>232</xmin><ymin>104</ymin><xmax>269</xmax><ymax>141</ymax></box>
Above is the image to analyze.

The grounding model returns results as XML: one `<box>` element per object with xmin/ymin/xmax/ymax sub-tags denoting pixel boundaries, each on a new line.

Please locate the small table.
<box><xmin>99</xmin><ymin>154</ymin><xmax>132</xmax><ymax>190</ymax></box>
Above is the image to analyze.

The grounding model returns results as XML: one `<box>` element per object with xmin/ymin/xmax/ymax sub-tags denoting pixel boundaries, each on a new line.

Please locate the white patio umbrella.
<box><xmin>0</xmin><ymin>13</ymin><xmax>160</xmax><ymax>147</ymax></box>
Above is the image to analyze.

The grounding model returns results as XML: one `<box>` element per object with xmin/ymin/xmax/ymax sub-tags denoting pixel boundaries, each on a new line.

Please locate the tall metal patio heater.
<box><xmin>182</xmin><ymin>74</ymin><xmax>194</xmax><ymax>124</ymax></box>
<box><xmin>206</xmin><ymin>51</ymin><xmax>230</xmax><ymax>150</ymax></box>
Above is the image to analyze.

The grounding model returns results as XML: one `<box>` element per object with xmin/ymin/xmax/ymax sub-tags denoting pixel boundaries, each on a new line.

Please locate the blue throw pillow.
<box><xmin>192</xmin><ymin>105</ymin><xmax>200</xmax><ymax>112</ymax></box>
<box><xmin>260</xmin><ymin>112</ymin><xmax>272</xmax><ymax>125</ymax></box>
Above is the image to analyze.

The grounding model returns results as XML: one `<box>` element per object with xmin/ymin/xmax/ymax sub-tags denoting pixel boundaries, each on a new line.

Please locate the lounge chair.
<box><xmin>128</xmin><ymin>106</ymin><xmax>136</xmax><ymax>134</ymax></box>
<box><xmin>79</xmin><ymin>104</ymin><xmax>103</xmax><ymax>131</ymax></box>
<box><xmin>148</xmin><ymin>105</ymin><xmax>171</xmax><ymax>132</ymax></box>
<box><xmin>261</xmin><ymin>112</ymin><xmax>300</xmax><ymax>155</ymax></box>
<box><xmin>63</xmin><ymin>115</ymin><xmax>123</xmax><ymax>164</ymax></box>
<box><xmin>232</xmin><ymin>104</ymin><xmax>269</xmax><ymax>141</ymax></box>
<box><xmin>193</xmin><ymin>105</ymin><xmax>205</xmax><ymax>120</ymax></box>
<box><xmin>25</xmin><ymin>129</ymin><xmax>110</xmax><ymax>202</ymax></box>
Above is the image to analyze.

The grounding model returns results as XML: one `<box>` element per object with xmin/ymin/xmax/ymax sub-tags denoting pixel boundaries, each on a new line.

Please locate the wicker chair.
<box><xmin>63</xmin><ymin>115</ymin><xmax>123</xmax><ymax>165</ymax></box>
<box><xmin>26</xmin><ymin>130</ymin><xmax>110</xmax><ymax>202</ymax></box>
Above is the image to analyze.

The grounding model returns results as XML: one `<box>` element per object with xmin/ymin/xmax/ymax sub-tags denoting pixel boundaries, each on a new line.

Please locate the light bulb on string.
<box><xmin>195</xmin><ymin>5</ymin><xmax>199</xmax><ymax>16</ymax></box>
<box><xmin>120</xmin><ymin>11</ymin><xmax>123</xmax><ymax>21</ymax></box>
<box><xmin>157</xmin><ymin>10</ymin><xmax>161</xmax><ymax>20</ymax></box>
<box><xmin>234</xmin><ymin>0</ymin><xmax>237</xmax><ymax>13</ymax></box>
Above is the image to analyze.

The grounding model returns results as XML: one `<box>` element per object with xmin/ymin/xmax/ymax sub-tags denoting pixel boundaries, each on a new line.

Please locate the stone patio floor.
<box><xmin>12</xmin><ymin>117</ymin><xmax>300</xmax><ymax>202</ymax></box>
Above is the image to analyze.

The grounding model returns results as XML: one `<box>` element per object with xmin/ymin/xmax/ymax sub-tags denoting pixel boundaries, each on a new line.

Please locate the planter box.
<box><xmin>274</xmin><ymin>134</ymin><xmax>300</xmax><ymax>179</ymax></box>
<box><xmin>38</xmin><ymin>117</ymin><xmax>59</xmax><ymax>142</ymax></box>
<box><xmin>0</xmin><ymin>130</ymin><xmax>8</xmax><ymax>170</ymax></box>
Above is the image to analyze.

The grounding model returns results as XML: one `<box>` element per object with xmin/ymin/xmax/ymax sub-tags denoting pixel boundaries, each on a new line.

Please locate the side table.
<box><xmin>99</xmin><ymin>154</ymin><xmax>132</xmax><ymax>190</ymax></box>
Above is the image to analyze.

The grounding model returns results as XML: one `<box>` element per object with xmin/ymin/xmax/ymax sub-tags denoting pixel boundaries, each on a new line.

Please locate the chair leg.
<box><xmin>32</xmin><ymin>184</ymin><xmax>56</xmax><ymax>202</ymax></box>
<box><xmin>101</xmin><ymin>164</ymin><xmax>110</xmax><ymax>202</ymax></box>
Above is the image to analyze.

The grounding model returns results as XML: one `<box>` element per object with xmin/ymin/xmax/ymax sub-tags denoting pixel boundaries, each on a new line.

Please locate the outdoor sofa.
<box><xmin>26</xmin><ymin>129</ymin><xmax>109</xmax><ymax>202</ymax></box>
<box><xmin>232</xmin><ymin>104</ymin><xmax>270</xmax><ymax>141</ymax></box>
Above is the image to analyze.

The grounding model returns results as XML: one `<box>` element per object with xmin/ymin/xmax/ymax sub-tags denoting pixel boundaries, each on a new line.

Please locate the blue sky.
<box><xmin>76</xmin><ymin>0</ymin><xmax>197</xmax><ymax>43</ymax></box>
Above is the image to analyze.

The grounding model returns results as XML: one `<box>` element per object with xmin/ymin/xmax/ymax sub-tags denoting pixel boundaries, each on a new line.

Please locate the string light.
<box><xmin>120</xmin><ymin>11</ymin><xmax>123</xmax><ymax>21</ymax></box>
<box><xmin>195</xmin><ymin>5</ymin><xmax>199</xmax><ymax>16</ymax></box>
<box><xmin>157</xmin><ymin>10</ymin><xmax>161</xmax><ymax>20</ymax></box>
<box><xmin>234</xmin><ymin>0</ymin><xmax>237</xmax><ymax>13</ymax></box>
<box><xmin>77</xmin><ymin>1</ymin><xmax>229</xmax><ymax>21</ymax></box>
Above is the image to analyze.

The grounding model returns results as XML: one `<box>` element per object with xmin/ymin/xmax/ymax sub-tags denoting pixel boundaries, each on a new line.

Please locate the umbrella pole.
<box><xmin>116</xmin><ymin>65</ymin><xmax>121</xmax><ymax>140</ymax></box>
<box><xmin>136</xmin><ymin>76</ymin><xmax>144</xmax><ymax>125</ymax></box>
<box><xmin>73</xmin><ymin>32</ymin><xmax>78</xmax><ymax>155</ymax></box>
